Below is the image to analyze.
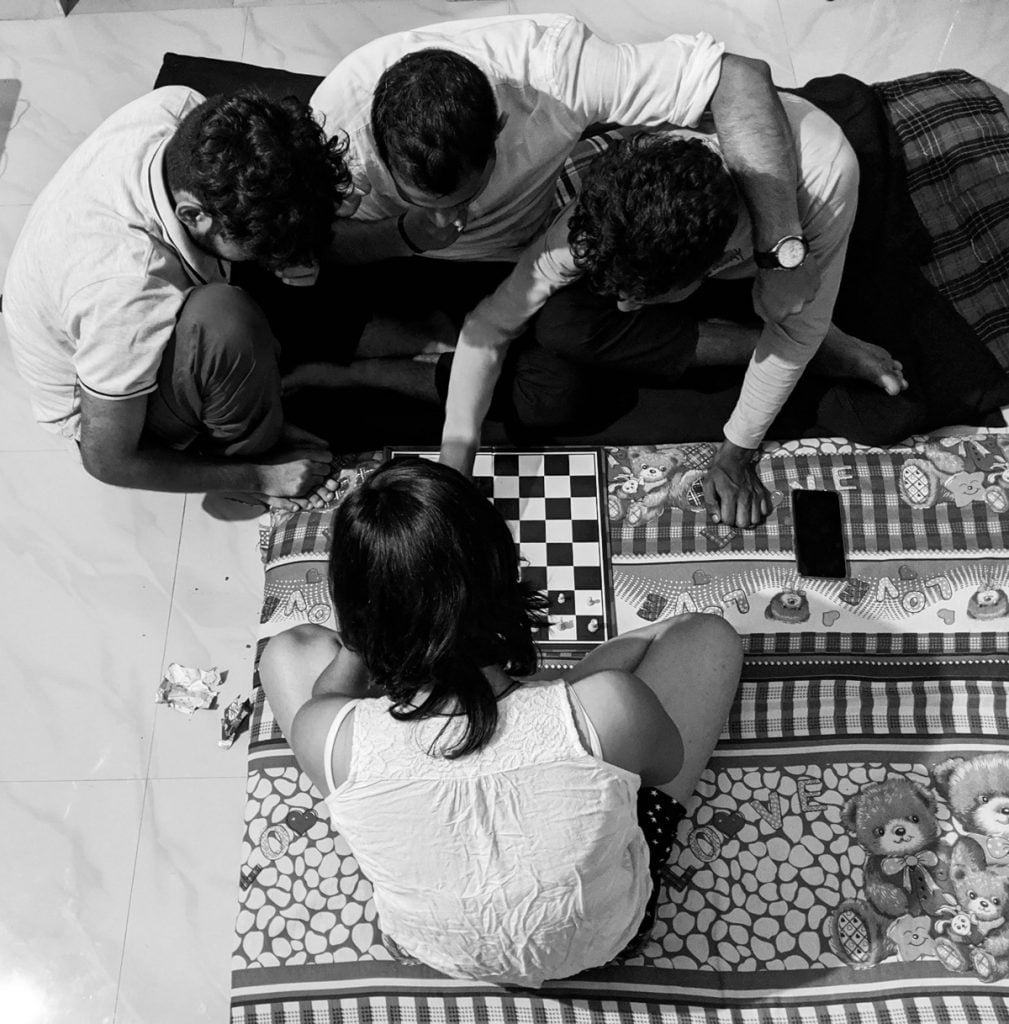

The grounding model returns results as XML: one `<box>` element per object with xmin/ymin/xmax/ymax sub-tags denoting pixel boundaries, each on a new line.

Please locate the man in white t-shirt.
<box><xmin>307</xmin><ymin>15</ymin><xmax>821</xmax><ymax>493</ymax></box>
<box><xmin>4</xmin><ymin>87</ymin><xmax>352</xmax><ymax>508</ymax></box>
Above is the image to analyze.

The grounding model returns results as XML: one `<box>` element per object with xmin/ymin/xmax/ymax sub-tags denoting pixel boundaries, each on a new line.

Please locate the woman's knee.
<box><xmin>664</xmin><ymin>612</ymin><xmax>743</xmax><ymax>689</ymax></box>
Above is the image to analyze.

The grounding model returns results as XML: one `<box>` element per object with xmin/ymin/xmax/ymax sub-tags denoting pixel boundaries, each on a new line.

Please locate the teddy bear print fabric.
<box><xmin>606</xmin><ymin>437</ymin><xmax>1009</xmax><ymax>657</ymax></box>
<box><xmin>826</xmin><ymin>756</ymin><xmax>1009</xmax><ymax>982</ymax></box>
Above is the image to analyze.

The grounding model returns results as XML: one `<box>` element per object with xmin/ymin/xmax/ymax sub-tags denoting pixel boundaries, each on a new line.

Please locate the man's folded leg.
<box><xmin>145</xmin><ymin>282</ymin><xmax>284</xmax><ymax>457</ymax></box>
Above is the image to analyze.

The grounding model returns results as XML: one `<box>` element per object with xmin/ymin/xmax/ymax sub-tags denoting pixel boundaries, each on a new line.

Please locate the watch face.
<box><xmin>776</xmin><ymin>236</ymin><xmax>807</xmax><ymax>269</ymax></box>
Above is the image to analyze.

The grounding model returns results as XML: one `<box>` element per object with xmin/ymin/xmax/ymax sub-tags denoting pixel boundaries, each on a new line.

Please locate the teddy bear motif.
<box><xmin>932</xmin><ymin>839</ymin><xmax>1009</xmax><ymax>981</ymax></box>
<box><xmin>607</xmin><ymin>445</ymin><xmax>704</xmax><ymax>525</ymax></box>
<box><xmin>932</xmin><ymin>754</ymin><xmax>1009</xmax><ymax>868</ymax></box>
<box><xmin>827</xmin><ymin>777</ymin><xmax>953</xmax><ymax>967</ymax></box>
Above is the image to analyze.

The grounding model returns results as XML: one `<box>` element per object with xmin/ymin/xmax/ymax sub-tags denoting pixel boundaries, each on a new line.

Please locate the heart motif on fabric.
<box><xmin>822</xmin><ymin>610</ymin><xmax>840</xmax><ymax>627</ymax></box>
<box><xmin>285</xmin><ymin>808</ymin><xmax>319</xmax><ymax>835</ymax></box>
<box><xmin>712</xmin><ymin>810</ymin><xmax>745</xmax><ymax>838</ymax></box>
<box><xmin>899</xmin><ymin>565</ymin><xmax>918</xmax><ymax>581</ymax></box>
<box><xmin>692</xmin><ymin>570</ymin><xmax>712</xmax><ymax>586</ymax></box>
<box><xmin>937</xmin><ymin>608</ymin><xmax>956</xmax><ymax>626</ymax></box>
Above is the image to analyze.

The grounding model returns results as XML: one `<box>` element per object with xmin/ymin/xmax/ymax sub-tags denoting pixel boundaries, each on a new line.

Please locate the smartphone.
<box><xmin>791</xmin><ymin>489</ymin><xmax>847</xmax><ymax>579</ymax></box>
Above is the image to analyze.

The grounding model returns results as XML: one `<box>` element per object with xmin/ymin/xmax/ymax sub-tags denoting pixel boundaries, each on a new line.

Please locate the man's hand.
<box><xmin>703</xmin><ymin>440</ymin><xmax>772</xmax><ymax>529</ymax></box>
<box><xmin>753</xmin><ymin>259</ymin><xmax>821</xmax><ymax>322</ymax></box>
<box><xmin>278</xmin><ymin>426</ymin><xmax>341</xmax><ymax>509</ymax></box>
<box><xmin>256</xmin><ymin>449</ymin><xmax>333</xmax><ymax>500</ymax></box>
<box><xmin>400</xmin><ymin>206</ymin><xmax>467</xmax><ymax>253</ymax></box>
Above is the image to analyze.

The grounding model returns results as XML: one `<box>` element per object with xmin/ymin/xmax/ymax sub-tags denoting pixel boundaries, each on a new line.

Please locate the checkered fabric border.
<box><xmin>263</xmin><ymin>507</ymin><xmax>336</xmax><ymax>565</ymax></box>
<box><xmin>230</xmin><ymin>991</ymin><xmax>1009</xmax><ymax>1024</ymax></box>
<box><xmin>247</xmin><ymin>643</ymin><xmax>1009</xmax><ymax>751</ymax></box>
<box><xmin>741</xmin><ymin>630</ymin><xmax>1009</xmax><ymax>658</ymax></box>
<box><xmin>247</xmin><ymin>658</ymin><xmax>279</xmax><ymax>747</ymax></box>
<box><xmin>874</xmin><ymin>69</ymin><xmax>1009</xmax><ymax>370</ymax></box>
<box><xmin>725</xmin><ymin>677</ymin><xmax>1009</xmax><ymax>742</ymax></box>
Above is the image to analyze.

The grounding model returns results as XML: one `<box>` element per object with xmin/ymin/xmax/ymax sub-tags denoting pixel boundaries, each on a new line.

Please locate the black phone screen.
<box><xmin>791</xmin><ymin>489</ymin><xmax>847</xmax><ymax>579</ymax></box>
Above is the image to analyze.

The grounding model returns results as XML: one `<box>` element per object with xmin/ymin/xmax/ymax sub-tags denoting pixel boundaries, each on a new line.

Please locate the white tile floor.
<box><xmin>0</xmin><ymin>2</ymin><xmax>1007</xmax><ymax>1021</ymax></box>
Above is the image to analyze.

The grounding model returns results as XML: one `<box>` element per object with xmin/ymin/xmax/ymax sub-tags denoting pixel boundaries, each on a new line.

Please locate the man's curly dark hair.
<box><xmin>371</xmin><ymin>49</ymin><xmax>500</xmax><ymax>196</ymax></box>
<box><xmin>568</xmin><ymin>134</ymin><xmax>739</xmax><ymax>303</ymax></box>
<box><xmin>164</xmin><ymin>89</ymin><xmax>353</xmax><ymax>269</ymax></box>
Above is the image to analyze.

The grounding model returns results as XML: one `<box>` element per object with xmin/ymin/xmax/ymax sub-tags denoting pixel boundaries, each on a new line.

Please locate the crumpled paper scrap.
<box><xmin>156</xmin><ymin>663</ymin><xmax>222</xmax><ymax>715</ymax></box>
<box><xmin>219</xmin><ymin>695</ymin><xmax>253</xmax><ymax>748</ymax></box>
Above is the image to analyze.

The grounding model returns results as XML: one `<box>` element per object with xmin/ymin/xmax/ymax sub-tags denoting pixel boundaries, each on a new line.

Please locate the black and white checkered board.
<box><xmin>388</xmin><ymin>448</ymin><xmax>615</xmax><ymax>661</ymax></box>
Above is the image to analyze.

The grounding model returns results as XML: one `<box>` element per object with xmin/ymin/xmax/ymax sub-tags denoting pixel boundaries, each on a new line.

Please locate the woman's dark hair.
<box><xmin>371</xmin><ymin>49</ymin><xmax>500</xmax><ymax>196</ymax></box>
<box><xmin>164</xmin><ymin>89</ymin><xmax>353</xmax><ymax>269</ymax></box>
<box><xmin>329</xmin><ymin>458</ymin><xmax>547</xmax><ymax>759</ymax></box>
<box><xmin>569</xmin><ymin>133</ymin><xmax>739</xmax><ymax>303</ymax></box>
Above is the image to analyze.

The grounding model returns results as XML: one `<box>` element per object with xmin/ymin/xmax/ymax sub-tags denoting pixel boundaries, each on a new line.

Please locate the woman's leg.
<box><xmin>567</xmin><ymin>614</ymin><xmax>742</xmax><ymax>804</ymax></box>
<box><xmin>258</xmin><ymin>623</ymin><xmax>343</xmax><ymax>740</ymax></box>
<box><xmin>630</xmin><ymin>614</ymin><xmax>742</xmax><ymax>803</ymax></box>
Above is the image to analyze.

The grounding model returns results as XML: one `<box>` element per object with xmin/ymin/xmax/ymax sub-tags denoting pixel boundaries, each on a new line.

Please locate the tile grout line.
<box><xmin>1</xmin><ymin>773</ymin><xmax>247</xmax><ymax>784</ymax></box>
<box><xmin>145</xmin><ymin>491</ymin><xmax>188</xmax><ymax>781</ymax></box>
<box><xmin>237</xmin><ymin>3</ymin><xmax>250</xmax><ymax>62</ymax></box>
<box><xmin>774</xmin><ymin>0</ymin><xmax>800</xmax><ymax>89</ymax></box>
<box><xmin>111</xmin><ymin>490</ymin><xmax>188</xmax><ymax>1024</ymax></box>
<box><xmin>935</xmin><ymin>1</ymin><xmax>963</xmax><ymax>68</ymax></box>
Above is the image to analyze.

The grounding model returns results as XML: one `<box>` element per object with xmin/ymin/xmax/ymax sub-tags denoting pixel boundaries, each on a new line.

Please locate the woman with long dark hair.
<box><xmin>261</xmin><ymin>457</ymin><xmax>741</xmax><ymax>986</ymax></box>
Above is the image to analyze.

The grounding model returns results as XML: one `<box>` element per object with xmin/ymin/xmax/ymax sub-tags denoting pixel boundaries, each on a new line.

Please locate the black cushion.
<box><xmin>154</xmin><ymin>52</ymin><xmax>323</xmax><ymax>105</ymax></box>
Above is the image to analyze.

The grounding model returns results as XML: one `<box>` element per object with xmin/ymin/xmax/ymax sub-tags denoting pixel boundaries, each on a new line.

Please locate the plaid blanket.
<box><xmin>875</xmin><ymin>70</ymin><xmax>1009</xmax><ymax>371</ymax></box>
<box><xmin>231</xmin><ymin>433</ymin><xmax>1009</xmax><ymax>1023</ymax></box>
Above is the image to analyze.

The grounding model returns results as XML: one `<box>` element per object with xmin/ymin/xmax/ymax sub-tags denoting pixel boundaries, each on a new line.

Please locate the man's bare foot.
<box><xmin>814</xmin><ymin>324</ymin><xmax>909</xmax><ymax>396</ymax></box>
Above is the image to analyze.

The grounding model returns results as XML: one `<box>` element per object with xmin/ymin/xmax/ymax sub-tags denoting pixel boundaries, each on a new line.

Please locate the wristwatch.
<box><xmin>753</xmin><ymin>234</ymin><xmax>809</xmax><ymax>270</ymax></box>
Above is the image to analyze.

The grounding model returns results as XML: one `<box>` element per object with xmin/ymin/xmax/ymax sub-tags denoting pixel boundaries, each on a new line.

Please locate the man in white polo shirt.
<box><xmin>307</xmin><ymin>14</ymin><xmax>820</xmax><ymax>493</ymax></box>
<box><xmin>4</xmin><ymin>87</ymin><xmax>351</xmax><ymax>508</ymax></box>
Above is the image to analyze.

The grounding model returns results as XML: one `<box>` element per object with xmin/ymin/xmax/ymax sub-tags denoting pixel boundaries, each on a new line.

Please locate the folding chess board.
<box><xmin>388</xmin><ymin>447</ymin><xmax>615</xmax><ymax>666</ymax></box>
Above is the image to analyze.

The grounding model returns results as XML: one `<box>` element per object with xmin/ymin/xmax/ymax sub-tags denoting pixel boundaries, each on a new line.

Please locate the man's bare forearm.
<box><xmin>439</xmin><ymin>339</ymin><xmax>506</xmax><ymax>476</ymax></box>
<box><xmin>709</xmin><ymin>54</ymin><xmax>801</xmax><ymax>249</ymax></box>
<box><xmin>81</xmin><ymin>443</ymin><xmax>265</xmax><ymax>493</ymax></box>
